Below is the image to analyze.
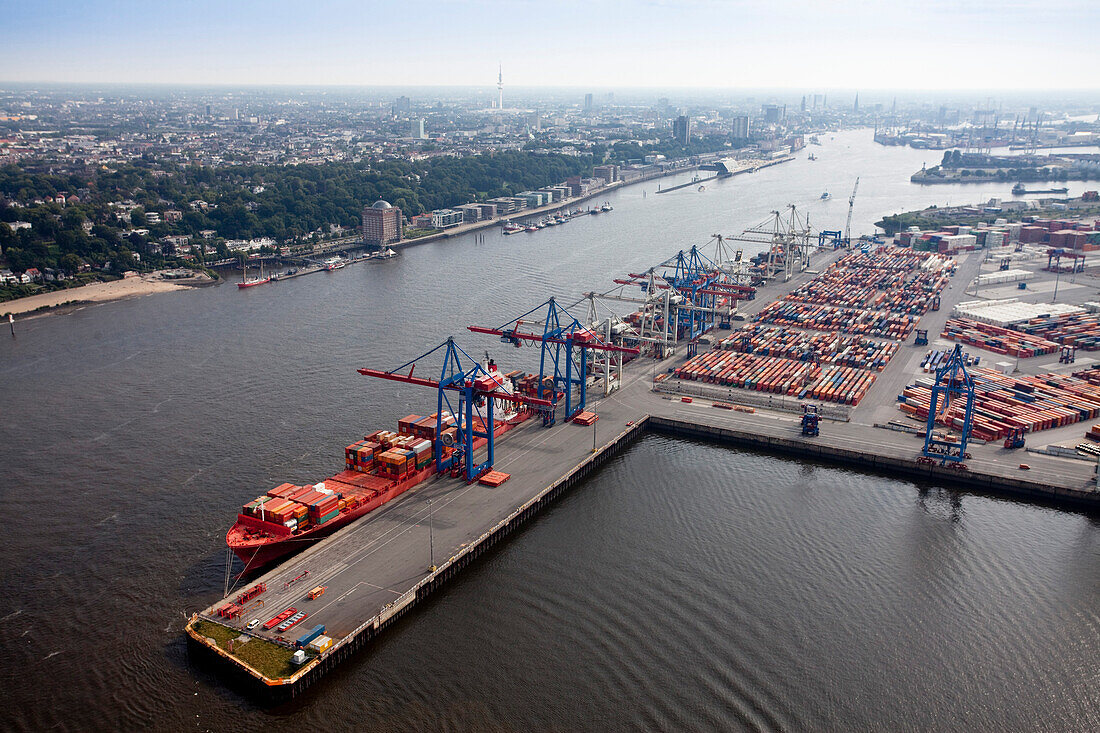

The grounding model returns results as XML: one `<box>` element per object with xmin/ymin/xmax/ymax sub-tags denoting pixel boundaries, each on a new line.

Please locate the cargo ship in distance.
<box><xmin>226</xmin><ymin>360</ymin><xmax>530</xmax><ymax>572</ymax></box>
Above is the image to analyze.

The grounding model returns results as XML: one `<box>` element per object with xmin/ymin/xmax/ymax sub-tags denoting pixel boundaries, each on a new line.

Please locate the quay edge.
<box><xmin>186</xmin><ymin>418</ymin><xmax>649</xmax><ymax>701</ymax></box>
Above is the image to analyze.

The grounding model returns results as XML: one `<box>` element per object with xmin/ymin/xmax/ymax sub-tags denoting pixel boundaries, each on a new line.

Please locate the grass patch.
<box><xmin>404</xmin><ymin>227</ymin><xmax>441</xmax><ymax>239</ymax></box>
<box><xmin>192</xmin><ymin>619</ymin><xmax>305</xmax><ymax>680</ymax></box>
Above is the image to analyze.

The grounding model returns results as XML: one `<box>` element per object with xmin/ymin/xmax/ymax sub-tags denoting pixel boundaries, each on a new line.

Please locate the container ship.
<box><xmin>226</xmin><ymin>361</ymin><xmax>537</xmax><ymax>573</ymax></box>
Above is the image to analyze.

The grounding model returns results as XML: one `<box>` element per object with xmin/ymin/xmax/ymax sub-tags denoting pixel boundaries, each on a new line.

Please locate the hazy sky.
<box><xmin>2</xmin><ymin>0</ymin><xmax>1097</xmax><ymax>90</ymax></box>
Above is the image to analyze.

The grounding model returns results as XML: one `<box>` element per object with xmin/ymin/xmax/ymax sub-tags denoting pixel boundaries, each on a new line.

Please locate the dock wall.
<box><xmin>188</xmin><ymin>418</ymin><xmax>649</xmax><ymax>701</ymax></box>
<box><xmin>647</xmin><ymin>415</ymin><xmax>1099</xmax><ymax>509</ymax></box>
<box><xmin>190</xmin><ymin>409</ymin><xmax>1098</xmax><ymax>700</ymax></box>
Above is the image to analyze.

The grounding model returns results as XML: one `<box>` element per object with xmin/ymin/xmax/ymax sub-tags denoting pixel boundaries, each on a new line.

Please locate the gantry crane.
<box><xmin>468</xmin><ymin>298</ymin><xmax>640</xmax><ymax>424</ymax></box>
<box><xmin>359</xmin><ymin>337</ymin><xmax>553</xmax><ymax>482</ymax></box>
<box><xmin>726</xmin><ymin>205</ymin><xmax>814</xmax><ymax>281</ymax></box>
<box><xmin>613</xmin><ymin>245</ymin><xmax>756</xmax><ymax>339</ymax></box>
<box><xmin>844</xmin><ymin>177</ymin><xmax>859</xmax><ymax>247</ymax></box>
<box><xmin>921</xmin><ymin>344</ymin><xmax>975</xmax><ymax>466</ymax></box>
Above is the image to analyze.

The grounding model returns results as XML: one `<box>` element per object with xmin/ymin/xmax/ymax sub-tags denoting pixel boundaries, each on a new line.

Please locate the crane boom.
<box><xmin>844</xmin><ymin>177</ymin><xmax>859</xmax><ymax>246</ymax></box>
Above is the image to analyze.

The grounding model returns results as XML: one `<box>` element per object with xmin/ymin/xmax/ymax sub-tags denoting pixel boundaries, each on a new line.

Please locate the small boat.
<box><xmin>502</xmin><ymin>221</ymin><xmax>524</xmax><ymax>235</ymax></box>
<box><xmin>324</xmin><ymin>257</ymin><xmax>346</xmax><ymax>271</ymax></box>
<box><xmin>601</xmin><ymin>203</ymin><xmax>613</xmax><ymax>212</ymax></box>
<box><xmin>820</xmin><ymin>191</ymin><xmax>831</xmax><ymax>200</ymax></box>
<box><xmin>698</xmin><ymin>185</ymin><xmax>706</xmax><ymax>192</ymax></box>
<box><xmin>526</xmin><ymin>225</ymin><xmax>538</xmax><ymax>232</ymax></box>
<box><xmin>237</xmin><ymin>259</ymin><xmax>270</xmax><ymax>288</ymax></box>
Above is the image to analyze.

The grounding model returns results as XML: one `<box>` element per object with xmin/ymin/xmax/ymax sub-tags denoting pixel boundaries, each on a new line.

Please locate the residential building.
<box><xmin>732</xmin><ymin>116</ymin><xmax>750</xmax><ymax>139</ymax></box>
<box><xmin>430</xmin><ymin>209</ymin><xmax>464</xmax><ymax>229</ymax></box>
<box><xmin>673</xmin><ymin>115</ymin><xmax>691</xmax><ymax>144</ymax></box>
<box><xmin>593</xmin><ymin>165</ymin><xmax>618</xmax><ymax>183</ymax></box>
<box><xmin>361</xmin><ymin>199</ymin><xmax>403</xmax><ymax>245</ymax></box>
<box><xmin>456</xmin><ymin>204</ymin><xmax>482</xmax><ymax>222</ymax></box>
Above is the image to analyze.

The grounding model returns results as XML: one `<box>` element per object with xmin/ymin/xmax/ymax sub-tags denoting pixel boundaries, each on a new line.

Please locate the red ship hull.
<box><xmin>227</xmin><ymin>464</ymin><xmax>436</xmax><ymax>573</ymax></box>
<box><xmin>226</xmin><ymin>409</ymin><xmax>533</xmax><ymax>574</ymax></box>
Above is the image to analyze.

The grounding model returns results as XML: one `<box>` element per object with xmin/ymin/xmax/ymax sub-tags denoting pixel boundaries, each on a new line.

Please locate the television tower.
<box><xmin>497</xmin><ymin>64</ymin><xmax>504</xmax><ymax>110</ymax></box>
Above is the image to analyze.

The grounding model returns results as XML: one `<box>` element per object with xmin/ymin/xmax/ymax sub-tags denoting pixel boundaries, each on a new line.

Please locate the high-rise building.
<box><xmin>393</xmin><ymin>96</ymin><xmax>411</xmax><ymax>115</ymax></box>
<box><xmin>411</xmin><ymin>118</ymin><xmax>426</xmax><ymax>139</ymax></box>
<box><xmin>584</xmin><ymin>93</ymin><xmax>594</xmax><ymax>112</ymax></box>
<box><xmin>497</xmin><ymin>65</ymin><xmax>504</xmax><ymax>109</ymax></box>
<box><xmin>362</xmin><ymin>200</ymin><xmax>403</xmax><ymax>246</ymax></box>
<box><xmin>800</xmin><ymin>95</ymin><xmax>806</xmax><ymax>113</ymax></box>
<box><xmin>762</xmin><ymin>104</ymin><xmax>780</xmax><ymax>124</ymax></box>
<box><xmin>673</xmin><ymin>115</ymin><xmax>691</xmax><ymax>144</ymax></box>
<box><xmin>853</xmin><ymin>94</ymin><xmax>859</xmax><ymax>112</ymax></box>
<box><xmin>731</xmin><ymin>115</ymin><xmax>750</xmax><ymax>139</ymax></box>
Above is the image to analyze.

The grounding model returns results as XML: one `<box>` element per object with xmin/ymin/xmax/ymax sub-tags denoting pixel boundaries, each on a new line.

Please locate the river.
<box><xmin>1</xmin><ymin>129</ymin><xmax>1098</xmax><ymax>731</ymax></box>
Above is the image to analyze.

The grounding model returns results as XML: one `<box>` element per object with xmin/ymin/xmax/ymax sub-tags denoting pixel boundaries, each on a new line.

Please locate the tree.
<box><xmin>0</xmin><ymin>222</ymin><xmax>13</xmax><ymax>254</ymax></box>
<box><xmin>59</xmin><ymin>253</ymin><xmax>83</xmax><ymax>276</ymax></box>
<box><xmin>131</xmin><ymin>208</ymin><xmax>147</xmax><ymax>227</ymax></box>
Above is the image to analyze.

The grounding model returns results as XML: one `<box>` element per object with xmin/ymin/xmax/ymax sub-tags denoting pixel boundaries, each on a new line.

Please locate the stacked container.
<box><xmin>397</xmin><ymin>415</ymin><xmax>422</xmax><ymax>436</ymax></box>
<box><xmin>345</xmin><ymin>440</ymin><xmax>379</xmax><ymax>472</ymax></box>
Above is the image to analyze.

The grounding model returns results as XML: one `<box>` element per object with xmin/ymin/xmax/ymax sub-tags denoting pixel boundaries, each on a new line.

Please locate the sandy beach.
<box><xmin>1</xmin><ymin>271</ymin><xmax>210</xmax><ymax>317</ymax></box>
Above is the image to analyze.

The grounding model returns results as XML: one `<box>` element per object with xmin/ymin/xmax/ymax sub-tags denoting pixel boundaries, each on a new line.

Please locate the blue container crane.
<box><xmin>359</xmin><ymin>337</ymin><xmax>554</xmax><ymax>482</ymax></box>
<box><xmin>468</xmin><ymin>298</ymin><xmax>640</xmax><ymax>424</ymax></box>
<box><xmin>922</xmin><ymin>344</ymin><xmax>975</xmax><ymax>465</ymax></box>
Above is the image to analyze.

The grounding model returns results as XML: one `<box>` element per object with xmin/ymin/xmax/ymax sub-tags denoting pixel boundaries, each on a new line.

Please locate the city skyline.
<box><xmin>2</xmin><ymin>0</ymin><xmax>1097</xmax><ymax>90</ymax></box>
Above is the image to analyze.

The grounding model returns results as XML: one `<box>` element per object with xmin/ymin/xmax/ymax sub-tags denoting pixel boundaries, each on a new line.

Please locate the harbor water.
<box><xmin>2</xmin><ymin>129</ymin><xmax>1098</xmax><ymax>730</ymax></box>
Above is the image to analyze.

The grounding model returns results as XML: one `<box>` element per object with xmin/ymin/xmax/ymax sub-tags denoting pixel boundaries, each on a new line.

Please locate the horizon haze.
<box><xmin>3</xmin><ymin>0</ymin><xmax>1097</xmax><ymax>90</ymax></box>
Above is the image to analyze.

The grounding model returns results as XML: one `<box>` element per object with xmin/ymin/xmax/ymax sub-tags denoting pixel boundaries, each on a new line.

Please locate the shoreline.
<box><xmin>392</xmin><ymin>163</ymin><xmax>710</xmax><ymax>249</ymax></box>
<box><xmin>2</xmin><ymin>271</ymin><xmax>215</xmax><ymax>319</ymax></box>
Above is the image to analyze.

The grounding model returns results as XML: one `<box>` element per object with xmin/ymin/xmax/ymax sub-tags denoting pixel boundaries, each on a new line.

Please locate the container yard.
<box><xmin>941</xmin><ymin>318</ymin><xmax>1061</xmax><ymax>357</ymax></box>
<box><xmin>189</xmin><ymin>210</ymin><xmax>1100</xmax><ymax>700</ymax></box>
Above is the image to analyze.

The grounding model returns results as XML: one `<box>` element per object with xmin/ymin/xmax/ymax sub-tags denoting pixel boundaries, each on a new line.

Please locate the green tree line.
<box><xmin>0</xmin><ymin>150</ymin><xmax>592</xmax><ymax>277</ymax></box>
